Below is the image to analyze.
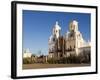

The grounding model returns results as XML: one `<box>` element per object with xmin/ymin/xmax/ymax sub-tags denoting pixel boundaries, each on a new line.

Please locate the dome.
<box><xmin>69</xmin><ymin>20</ymin><xmax>78</xmax><ymax>32</ymax></box>
<box><xmin>54</xmin><ymin>21</ymin><xmax>61</xmax><ymax>30</ymax></box>
<box><xmin>72</xmin><ymin>20</ymin><xmax>78</xmax><ymax>26</ymax></box>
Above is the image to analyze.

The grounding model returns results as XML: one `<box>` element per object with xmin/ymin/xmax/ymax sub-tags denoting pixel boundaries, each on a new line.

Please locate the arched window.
<box><xmin>56</xmin><ymin>30</ymin><xmax>57</xmax><ymax>33</ymax></box>
<box><xmin>53</xmin><ymin>38</ymin><xmax>55</xmax><ymax>42</ymax></box>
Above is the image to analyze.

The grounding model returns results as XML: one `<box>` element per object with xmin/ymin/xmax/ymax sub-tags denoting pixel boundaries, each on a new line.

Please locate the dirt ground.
<box><xmin>23</xmin><ymin>63</ymin><xmax>90</xmax><ymax>69</ymax></box>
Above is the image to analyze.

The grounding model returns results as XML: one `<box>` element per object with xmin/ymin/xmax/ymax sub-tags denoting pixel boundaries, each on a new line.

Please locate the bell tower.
<box><xmin>53</xmin><ymin>21</ymin><xmax>61</xmax><ymax>38</ymax></box>
<box><xmin>69</xmin><ymin>20</ymin><xmax>78</xmax><ymax>32</ymax></box>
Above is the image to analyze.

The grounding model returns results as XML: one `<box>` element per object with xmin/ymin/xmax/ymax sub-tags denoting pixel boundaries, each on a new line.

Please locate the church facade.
<box><xmin>48</xmin><ymin>20</ymin><xmax>91</xmax><ymax>60</ymax></box>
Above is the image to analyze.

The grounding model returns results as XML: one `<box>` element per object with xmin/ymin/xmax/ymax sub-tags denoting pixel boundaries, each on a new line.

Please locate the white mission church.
<box><xmin>23</xmin><ymin>20</ymin><xmax>91</xmax><ymax>63</ymax></box>
<box><xmin>48</xmin><ymin>20</ymin><xmax>91</xmax><ymax>59</ymax></box>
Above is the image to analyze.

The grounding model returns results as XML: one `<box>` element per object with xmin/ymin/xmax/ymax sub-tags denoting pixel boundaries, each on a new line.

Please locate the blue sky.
<box><xmin>23</xmin><ymin>10</ymin><xmax>91</xmax><ymax>55</ymax></box>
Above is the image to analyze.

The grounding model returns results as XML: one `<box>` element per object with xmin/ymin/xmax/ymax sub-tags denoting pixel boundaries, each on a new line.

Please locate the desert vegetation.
<box><xmin>23</xmin><ymin>50</ymin><xmax>90</xmax><ymax>64</ymax></box>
